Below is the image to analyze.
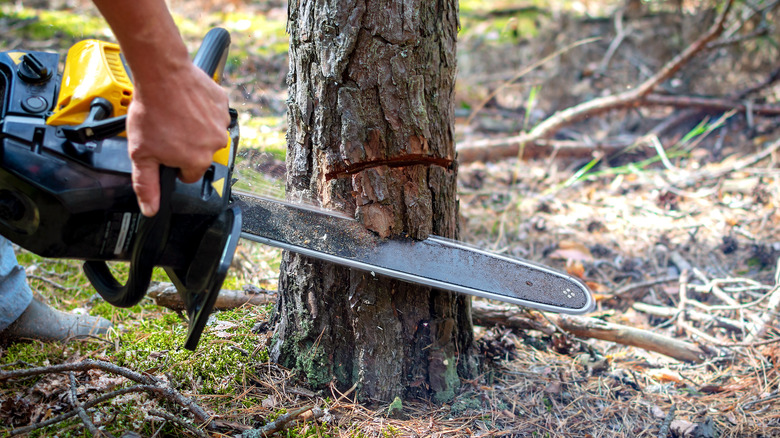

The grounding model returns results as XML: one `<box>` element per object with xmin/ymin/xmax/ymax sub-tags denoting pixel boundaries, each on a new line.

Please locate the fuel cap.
<box><xmin>18</xmin><ymin>53</ymin><xmax>52</xmax><ymax>84</ymax></box>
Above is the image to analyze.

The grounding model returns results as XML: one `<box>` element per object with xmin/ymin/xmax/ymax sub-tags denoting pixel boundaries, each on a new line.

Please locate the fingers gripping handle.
<box><xmin>84</xmin><ymin>29</ymin><xmax>231</xmax><ymax>308</ymax></box>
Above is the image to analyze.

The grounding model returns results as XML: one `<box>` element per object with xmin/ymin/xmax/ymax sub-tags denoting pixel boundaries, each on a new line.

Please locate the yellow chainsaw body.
<box><xmin>45</xmin><ymin>39</ymin><xmax>231</xmax><ymax>166</ymax></box>
<box><xmin>47</xmin><ymin>40</ymin><xmax>132</xmax><ymax>129</ymax></box>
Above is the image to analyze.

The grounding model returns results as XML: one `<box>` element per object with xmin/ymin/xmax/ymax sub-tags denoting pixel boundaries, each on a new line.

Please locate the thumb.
<box><xmin>132</xmin><ymin>159</ymin><xmax>161</xmax><ymax>217</ymax></box>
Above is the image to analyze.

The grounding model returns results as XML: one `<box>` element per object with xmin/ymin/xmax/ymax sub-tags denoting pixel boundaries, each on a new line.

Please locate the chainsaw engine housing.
<box><xmin>0</xmin><ymin>29</ymin><xmax>241</xmax><ymax>349</ymax></box>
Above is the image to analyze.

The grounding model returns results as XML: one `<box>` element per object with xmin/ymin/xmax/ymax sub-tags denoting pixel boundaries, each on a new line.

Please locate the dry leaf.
<box><xmin>550</xmin><ymin>240</ymin><xmax>594</xmax><ymax>263</ymax></box>
<box><xmin>586</xmin><ymin>281</ymin><xmax>608</xmax><ymax>292</ymax></box>
<box><xmin>566</xmin><ymin>260</ymin><xmax>585</xmax><ymax>278</ymax></box>
<box><xmin>647</xmin><ymin>369</ymin><xmax>683</xmax><ymax>384</ymax></box>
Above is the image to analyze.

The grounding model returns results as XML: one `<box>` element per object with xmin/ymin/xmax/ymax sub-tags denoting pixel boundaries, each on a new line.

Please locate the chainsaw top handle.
<box><xmin>82</xmin><ymin>28</ymin><xmax>232</xmax><ymax>308</ymax></box>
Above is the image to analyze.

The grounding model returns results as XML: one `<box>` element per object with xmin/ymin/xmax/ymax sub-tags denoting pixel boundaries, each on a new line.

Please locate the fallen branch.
<box><xmin>683</xmin><ymin>136</ymin><xmax>780</xmax><ymax>186</ymax></box>
<box><xmin>744</xmin><ymin>258</ymin><xmax>780</xmax><ymax>343</ymax></box>
<box><xmin>658</xmin><ymin>404</ymin><xmax>676</xmax><ymax>438</ymax></box>
<box><xmin>457</xmin><ymin>0</ymin><xmax>734</xmax><ymax>163</ymax></box>
<box><xmin>456</xmin><ymin>138</ymin><xmax>631</xmax><ymax>164</ymax></box>
<box><xmin>241</xmin><ymin>405</ymin><xmax>315</xmax><ymax>438</ymax></box>
<box><xmin>10</xmin><ymin>385</ymin><xmax>170</xmax><ymax>436</ymax></box>
<box><xmin>633</xmin><ymin>302</ymin><xmax>746</xmax><ymax>332</ymax></box>
<box><xmin>148</xmin><ymin>409</ymin><xmax>208</xmax><ymax>438</ymax></box>
<box><xmin>0</xmin><ymin>360</ymin><xmax>212</xmax><ymax>435</ymax></box>
<box><xmin>471</xmin><ymin>301</ymin><xmax>555</xmax><ymax>334</ymax></box>
<box><xmin>147</xmin><ymin>282</ymin><xmax>275</xmax><ymax>311</ymax></box>
<box><xmin>470</xmin><ymin>302</ymin><xmax>710</xmax><ymax>362</ymax></box>
<box><xmin>554</xmin><ymin>314</ymin><xmax>709</xmax><ymax>363</ymax></box>
<box><xmin>68</xmin><ymin>372</ymin><xmax>108</xmax><ymax>438</ymax></box>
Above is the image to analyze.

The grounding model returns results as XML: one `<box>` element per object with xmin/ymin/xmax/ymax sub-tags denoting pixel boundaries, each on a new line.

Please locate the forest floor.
<box><xmin>1</xmin><ymin>0</ymin><xmax>779</xmax><ymax>437</ymax></box>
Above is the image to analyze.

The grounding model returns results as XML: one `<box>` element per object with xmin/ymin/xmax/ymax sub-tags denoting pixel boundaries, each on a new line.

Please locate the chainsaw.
<box><xmin>0</xmin><ymin>28</ymin><xmax>594</xmax><ymax>350</ymax></box>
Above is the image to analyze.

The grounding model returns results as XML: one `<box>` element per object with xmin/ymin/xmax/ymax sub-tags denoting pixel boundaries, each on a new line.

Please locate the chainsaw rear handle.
<box><xmin>83</xmin><ymin>28</ymin><xmax>232</xmax><ymax>308</ymax></box>
<box><xmin>82</xmin><ymin>167</ymin><xmax>177</xmax><ymax>307</ymax></box>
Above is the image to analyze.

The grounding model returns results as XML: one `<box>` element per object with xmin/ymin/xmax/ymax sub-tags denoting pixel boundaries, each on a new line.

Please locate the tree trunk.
<box><xmin>271</xmin><ymin>0</ymin><xmax>475</xmax><ymax>402</ymax></box>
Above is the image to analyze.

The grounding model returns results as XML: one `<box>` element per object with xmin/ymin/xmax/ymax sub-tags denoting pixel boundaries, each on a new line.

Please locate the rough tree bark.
<box><xmin>270</xmin><ymin>0</ymin><xmax>476</xmax><ymax>402</ymax></box>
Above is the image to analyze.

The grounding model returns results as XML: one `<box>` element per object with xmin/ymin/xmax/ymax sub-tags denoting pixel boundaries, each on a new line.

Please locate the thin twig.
<box><xmin>658</xmin><ymin>404</ymin><xmax>676</xmax><ymax>438</ymax></box>
<box><xmin>744</xmin><ymin>258</ymin><xmax>780</xmax><ymax>343</ymax></box>
<box><xmin>148</xmin><ymin>410</ymin><xmax>208</xmax><ymax>438</ymax></box>
<box><xmin>68</xmin><ymin>372</ymin><xmax>111</xmax><ymax>438</ymax></box>
<box><xmin>0</xmin><ymin>360</ymin><xmax>211</xmax><ymax>425</ymax></box>
<box><xmin>11</xmin><ymin>385</ymin><xmax>161</xmax><ymax>436</ymax></box>
<box><xmin>597</xmin><ymin>9</ymin><xmax>630</xmax><ymax>74</ymax></box>
<box><xmin>241</xmin><ymin>405</ymin><xmax>315</xmax><ymax>438</ymax></box>
<box><xmin>26</xmin><ymin>274</ymin><xmax>77</xmax><ymax>291</ymax></box>
<box><xmin>465</xmin><ymin>37</ymin><xmax>602</xmax><ymax>126</ymax></box>
<box><xmin>613</xmin><ymin>275</ymin><xmax>679</xmax><ymax>297</ymax></box>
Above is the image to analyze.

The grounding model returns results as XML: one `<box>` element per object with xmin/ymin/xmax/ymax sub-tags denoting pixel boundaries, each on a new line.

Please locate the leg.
<box><xmin>0</xmin><ymin>237</ymin><xmax>112</xmax><ymax>342</ymax></box>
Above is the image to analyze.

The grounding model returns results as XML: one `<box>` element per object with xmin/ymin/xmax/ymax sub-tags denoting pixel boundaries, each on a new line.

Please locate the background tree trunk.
<box><xmin>271</xmin><ymin>0</ymin><xmax>476</xmax><ymax>402</ymax></box>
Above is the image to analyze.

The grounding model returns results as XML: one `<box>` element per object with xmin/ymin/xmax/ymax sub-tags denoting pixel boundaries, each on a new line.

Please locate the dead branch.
<box><xmin>147</xmin><ymin>282</ymin><xmax>275</xmax><ymax>311</ymax></box>
<box><xmin>469</xmin><ymin>302</ymin><xmax>710</xmax><ymax>362</ymax></box>
<box><xmin>67</xmin><ymin>372</ymin><xmax>109</xmax><ymax>438</ymax></box>
<box><xmin>658</xmin><ymin>404</ymin><xmax>676</xmax><ymax>438</ymax></box>
<box><xmin>148</xmin><ymin>410</ymin><xmax>208</xmax><ymax>438</ymax></box>
<box><xmin>10</xmin><ymin>385</ymin><xmax>166</xmax><ymax>436</ymax></box>
<box><xmin>633</xmin><ymin>302</ymin><xmax>746</xmax><ymax>332</ymax></box>
<box><xmin>744</xmin><ymin>258</ymin><xmax>780</xmax><ymax>343</ymax></box>
<box><xmin>457</xmin><ymin>0</ymin><xmax>734</xmax><ymax>164</ymax></box>
<box><xmin>683</xmin><ymin>136</ymin><xmax>780</xmax><ymax>186</ymax></box>
<box><xmin>456</xmin><ymin>138</ymin><xmax>631</xmax><ymax>164</ymax></box>
<box><xmin>241</xmin><ymin>405</ymin><xmax>315</xmax><ymax>438</ymax></box>
<box><xmin>554</xmin><ymin>314</ymin><xmax>709</xmax><ymax>363</ymax></box>
<box><xmin>0</xmin><ymin>360</ymin><xmax>212</xmax><ymax>426</ymax></box>
<box><xmin>471</xmin><ymin>301</ymin><xmax>555</xmax><ymax>334</ymax></box>
<box><xmin>642</xmin><ymin>94</ymin><xmax>780</xmax><ymax>116</ymax></box>
<box><xmin>597</xmin><ymin>8</ymin><xmax>631</xmax><ymax>75</ymax></box>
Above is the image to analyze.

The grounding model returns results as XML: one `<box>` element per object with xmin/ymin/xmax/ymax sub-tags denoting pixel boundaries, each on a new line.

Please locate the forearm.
<box><xmin>91</xmin><ymin>0</ymin><xmax>230</xmax><ymax>216</ymax></box>
<box><xmin>91</xmin><ymin>0</ymin><xmax>189</xmax><ymax>83</ymax></box>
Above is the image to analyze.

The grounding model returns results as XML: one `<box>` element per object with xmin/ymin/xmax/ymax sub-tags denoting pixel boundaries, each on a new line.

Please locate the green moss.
<box><xmin>434</xmin><ymin>354</ymin><xmax>461</xmax><ymax>403</ymax></box>
<box><xmin>114</xmin><ymin>305</ymin><xmax>270</xmax><ymax>394</ymax></box>
<box><xmin>450</xmin><ymin>391</ymin><xmax>483</xmax><ymax>417</ymax></box>
<box><xmin>294</xmin><ymin>341</ymin><xmax>329</xmax><ymax>389</ymax></box>
<box><xmin>1</xmin><ymin>342</ymin><xmax>63</xmax><ymax>368</ymax></box>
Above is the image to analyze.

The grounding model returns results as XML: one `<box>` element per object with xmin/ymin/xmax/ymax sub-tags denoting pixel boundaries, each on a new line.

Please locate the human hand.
<box><xmin>126</xmin><ymin>61</ymin><xmax>230</xmax><ymax>217</ymax></box>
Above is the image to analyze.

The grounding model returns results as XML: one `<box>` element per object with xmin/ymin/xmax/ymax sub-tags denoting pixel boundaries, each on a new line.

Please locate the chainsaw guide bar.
<box><xmin>0</xmin><ymin>27</ymin><xmax>594</xmax><ymax>352</ymax></box>
<box><xmin>234</xmin><ymin>192</ymin><xmax>594</xmax><ymax>315</ymax></box>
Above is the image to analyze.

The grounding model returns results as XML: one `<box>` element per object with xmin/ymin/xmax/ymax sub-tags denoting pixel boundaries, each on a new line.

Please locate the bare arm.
<box><xmin>92</xmin><ymin>0</ymin><xmax>230</xmax><ymax>216</ymax></box>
